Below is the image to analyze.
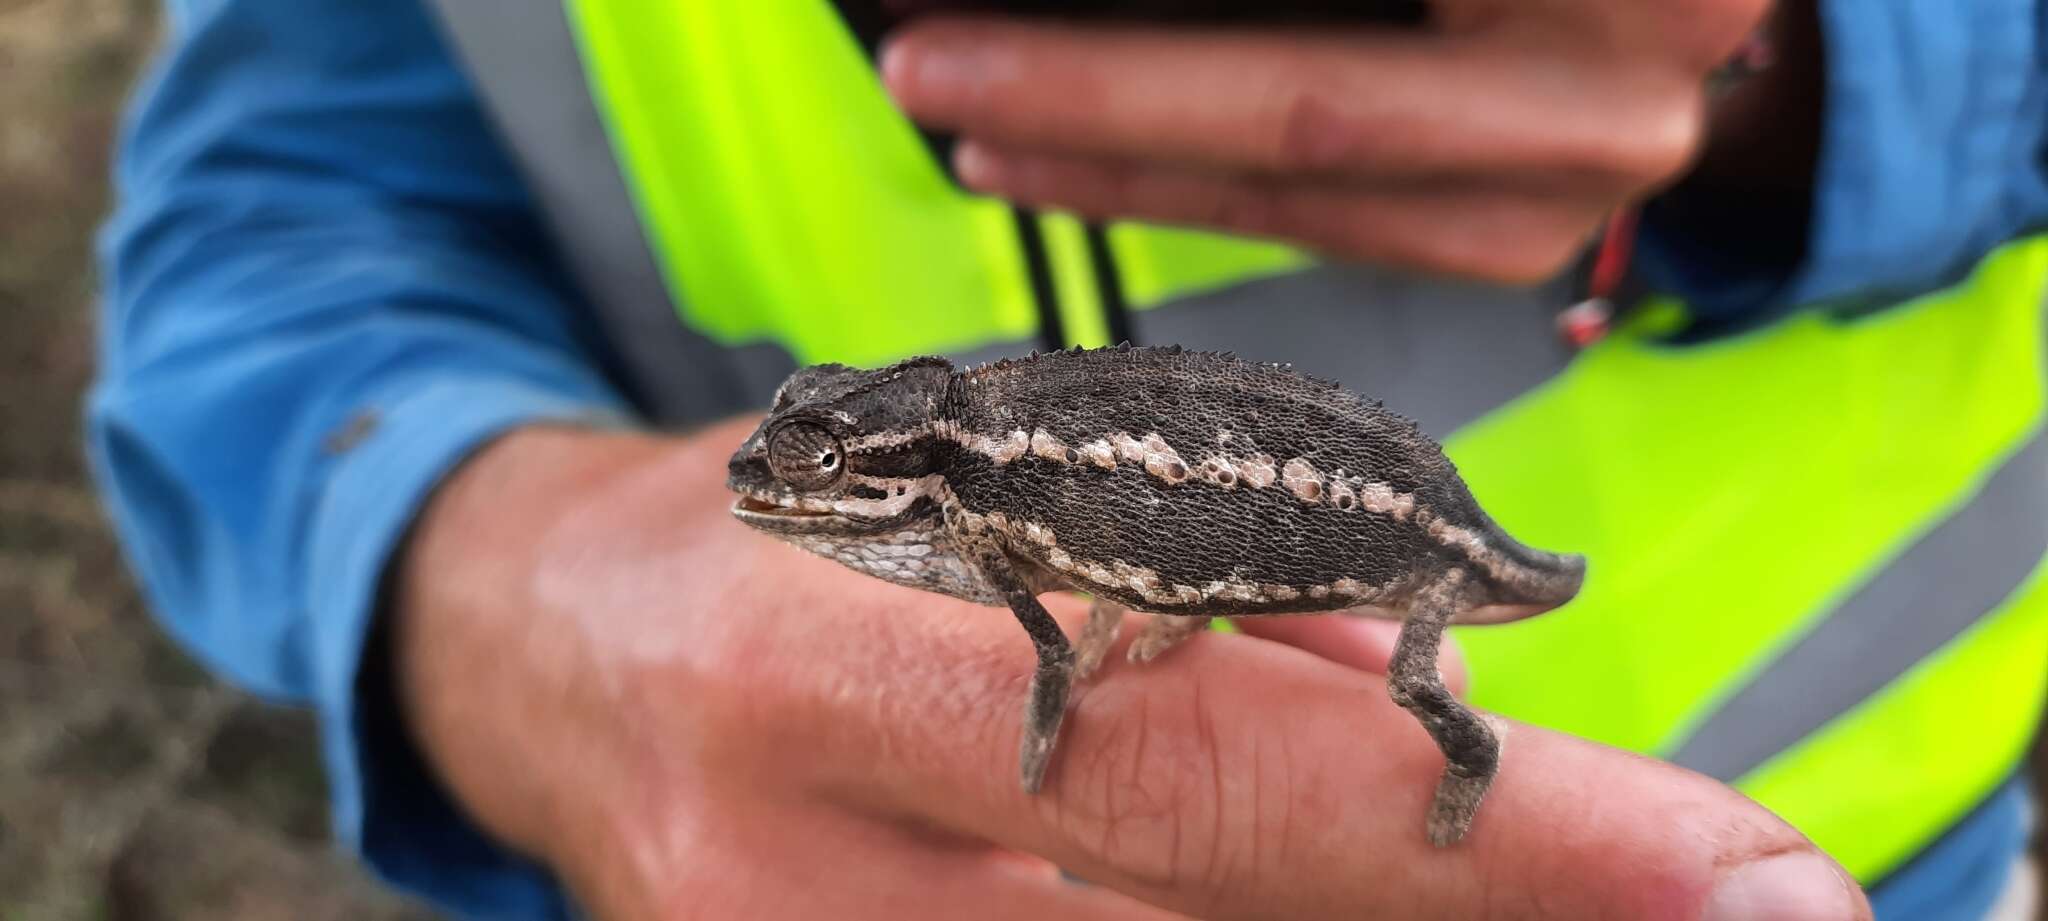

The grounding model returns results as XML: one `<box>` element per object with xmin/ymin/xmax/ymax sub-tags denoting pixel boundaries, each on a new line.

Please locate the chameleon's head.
<box><xmin>727</xmin><ymin>357</ymin><xmax>955</xmax><ymax>536</ymax></box>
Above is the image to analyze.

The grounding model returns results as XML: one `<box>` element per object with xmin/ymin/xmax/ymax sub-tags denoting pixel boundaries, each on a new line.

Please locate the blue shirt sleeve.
<box><xmin>1639</xmin><ymin>0</ymin><xmax>2048</xmax><ymax>328</ymax></box>
<box><xmin>90</xmin><ymin>0</ymin><xmax>625</xmax><ymax>916</ymax></box>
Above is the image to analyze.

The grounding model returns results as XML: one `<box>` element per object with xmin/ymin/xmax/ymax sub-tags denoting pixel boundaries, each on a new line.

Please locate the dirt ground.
<box><xmin>1</xmin><ymin>1</ymin><xmax>2042</xmax><ymax>919</ymax></box>
<box><xmin>0</xmin><ymin>0</ymin><xmax>434</xmax><ymax>917</ymax></box>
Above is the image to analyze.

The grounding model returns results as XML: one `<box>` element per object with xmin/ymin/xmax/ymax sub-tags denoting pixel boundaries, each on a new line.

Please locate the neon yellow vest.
<box><xmin>564</xmin><ymin>0</ymin><xmax>2048</xmax><ymax>882</ymax></box>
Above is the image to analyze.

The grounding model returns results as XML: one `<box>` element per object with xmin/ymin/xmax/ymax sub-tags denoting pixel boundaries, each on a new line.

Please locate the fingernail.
<box><xmin>954</xmin><ymin>143</ymin><xmax>1005</xmax><ymax>191</ymax></box>
<box><xmin>880</xmin><ymin>40</ymin><xmax>983</xmax><ymax>105</ymax></box>
<box><xmin>1704</xmin><ymin>853</ymin><xmax>1868</xmax><ymax>921</ymax></box>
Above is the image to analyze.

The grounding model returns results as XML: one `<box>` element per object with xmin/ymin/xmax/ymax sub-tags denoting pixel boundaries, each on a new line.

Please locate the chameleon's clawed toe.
<box><xmin>1075</xmin><ymin>598</ymin><xmax>1125</xmax><ymax>681</ymax></box>
<box><xmin>1019</xmin><ymin>648</ymin><xmax>1077</xmax><ymax>794</ymax></box>
<box><xmin>1074</xmin><ymin>644</ymin><xmax>1109</xmax><ymax>682</ymax></box>
<box><xmin>1128</xmin><ymin>614</ymin><xmax>1211</xmax><ymax>664</ymax></box>
<box><xmin>1019</xmin><ymin>726</ymin><xmax>1057</xmax><ymax>793</ymax></box>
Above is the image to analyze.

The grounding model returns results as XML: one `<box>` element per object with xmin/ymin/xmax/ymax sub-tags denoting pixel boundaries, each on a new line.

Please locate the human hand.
<box><xmin>879</xmin><ymin>0</ymin><xmax>1772</xmax><ymax>282</ymax></box>
<box><xmin>393</xmin><ymin>420</ymin><xmax>1869</xmax><ymax>920</ymax></box>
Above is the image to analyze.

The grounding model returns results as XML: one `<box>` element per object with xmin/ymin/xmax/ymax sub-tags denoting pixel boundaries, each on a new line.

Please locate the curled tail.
<box><xmin>1452</xmin><ymin>517</ymin><xmax>1587</xmax><ymax>625</ymax></box>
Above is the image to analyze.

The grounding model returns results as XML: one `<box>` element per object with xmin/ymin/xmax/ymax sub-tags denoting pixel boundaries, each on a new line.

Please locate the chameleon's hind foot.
<box><xmin>1074</xmin><ymin>597</ymin><xmax>1126</xmax><ymax>681</ymax></box>
<box><xmin>1128</xmin><ymin>614</ymin><xmax>1211</xmax><ymax>664</ymax></box>
<box><xmin>1390</xmin><ymin>569</ymin><xmax>1502</xmax><ymax>847</ymax></box>
<box><xmin>1425</xmin><ymin>766</ymin><xmax>1493</xmax><ymax>846</ymax></box>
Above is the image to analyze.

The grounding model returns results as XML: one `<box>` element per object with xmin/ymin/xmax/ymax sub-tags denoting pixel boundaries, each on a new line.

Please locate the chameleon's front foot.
<box><xmin>1019</xmin><ymin>647</ymin><xmax>1077</xmax><ymax>793</ymax></box>
<box><xmin>969</xmin><ymin>545</ymin><xmax>1082</xmax><ymax>793</ymax></box>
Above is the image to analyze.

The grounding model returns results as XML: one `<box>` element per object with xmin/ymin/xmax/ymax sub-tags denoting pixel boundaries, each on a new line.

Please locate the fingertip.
<box><xmin>1704</xmin><ymin>852</ymin><xmax>1872</xmax><ymax>921</ymax></box>
<box><xmin>1474</xmin><ymin>728</ymin><xmax>1869</xmax><ymax>921</ymax></box>
<box><xmin>879</xmin><ymin>38</ymin><xmax>914</xmax><ymax>99</ymax></box>
<box><xmin>877</xmin><ymin>18</ymin><xmax>1016</xmax><ymax>116</ymax></box>
<box><xmin>954</xmin><ymin>141</ymin><xmax>1007</xmax><ymax>192</ymax></box>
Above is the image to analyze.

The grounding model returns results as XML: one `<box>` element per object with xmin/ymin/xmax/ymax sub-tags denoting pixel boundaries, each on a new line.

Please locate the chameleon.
<box><xmin>725</xmin><ymin>345</ymin><xmax>1585</xmax><ymax>845</ymax></box>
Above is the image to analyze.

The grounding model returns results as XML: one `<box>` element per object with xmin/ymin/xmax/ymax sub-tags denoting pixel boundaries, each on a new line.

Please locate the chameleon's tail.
<box><xmin>1452</xmin><ymin>518</ymin><xmax>1587</xmax><ymax>625</ymax></box>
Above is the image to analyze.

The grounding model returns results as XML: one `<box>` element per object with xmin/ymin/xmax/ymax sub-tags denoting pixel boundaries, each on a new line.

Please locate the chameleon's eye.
<box><xmin>767</xmin><ymin>420</ymin><xmax>846</xmax><ymax>491</ymax></box>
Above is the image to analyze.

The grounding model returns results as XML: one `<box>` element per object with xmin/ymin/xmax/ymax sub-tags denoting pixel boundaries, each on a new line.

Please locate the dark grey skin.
<box><xmin>727</xmin><ymin>346</ymin><xmax>1586</xmax><ymax>845</ymax></box>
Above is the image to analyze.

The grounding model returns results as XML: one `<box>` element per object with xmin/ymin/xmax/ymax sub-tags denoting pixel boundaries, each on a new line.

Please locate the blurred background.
<box><xmin>0</xmin><ymin>1</ymin><xmax>430</xmax><ymax>917</ymax></box>
<box><xmin>0</xmin><ymin>2</ymin><xmax>2040</xmax><ymax>920</ymax></box>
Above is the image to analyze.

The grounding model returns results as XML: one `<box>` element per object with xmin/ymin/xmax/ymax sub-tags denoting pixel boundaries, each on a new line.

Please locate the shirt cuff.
<box><xmin>1638</xmin><ymin>0</ymin><xmax>2040</xmax><ymax>331</ymax></box>
<box><xmin>1867</xmin><ymin>777</ymin><xmax>2035</xmax><ymax>921</ymax></box>
<box><xmin>306</xmin><ymin>375</ymin><xmax>629</xmax><ymax>920</ymax></box>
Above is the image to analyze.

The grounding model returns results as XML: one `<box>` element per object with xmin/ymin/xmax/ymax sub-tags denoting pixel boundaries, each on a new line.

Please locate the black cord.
<box><xmin>1011</xmin><ymin>206</ymin><xmax>1066</xmax><ymax>352</ymax></box>
<box><xmin>1084</xmin><ymin>222</ymin><xmax>1136</xmax><ymax>346</ymax></box>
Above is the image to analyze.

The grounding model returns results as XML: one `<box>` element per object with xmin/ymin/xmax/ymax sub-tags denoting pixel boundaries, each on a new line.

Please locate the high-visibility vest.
<box><xmin>429</xmin><ymin>0</ymin><xmax>2048</xmax><ymax>884</ymax></box>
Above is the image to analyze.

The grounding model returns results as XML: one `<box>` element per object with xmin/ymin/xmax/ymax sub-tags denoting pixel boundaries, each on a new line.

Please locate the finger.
<box><xmin>1060</xmin><ymin>602</ymin><xmax>1449</xmax><ymax>687</ymax></box>
<box><xmin>665</xmin><ymin>797</ymin><xmax>1191</xmax><ymax>921</ymax></box>
<box><xmin>836</xmin><ymin>840</ymin><xmax>1192</xmax><ymax>921</ymax></box>
<box><xmin>1231</xmin><ymin>616</ymin><xmax>1470</xmax><ymax>696</ymax></box>
<box><xmin>925</xmin><ymin>847</ymin><xmax>1196</xmax><ymax>921</ymax></box>
<box><xmin>957</xmin><ymin>141</ymin><xmax>1604</xmax><ymax>282</ymax></box>
<box><xmin>883</xmin><ymin>18</ymin><xmax>1702</xmax><ymax>187</ymax></box>
<box><xmin>768</xmin><ymin>577</ymin><xmax>1870</xmax><ymax>921</ymax></box>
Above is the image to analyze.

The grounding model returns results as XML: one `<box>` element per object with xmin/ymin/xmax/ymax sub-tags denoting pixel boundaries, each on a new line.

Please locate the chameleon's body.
<box><xmin>727</xmin><ymin>345</ymin><xmax>1585</xmax><ymax>845</ymax></box>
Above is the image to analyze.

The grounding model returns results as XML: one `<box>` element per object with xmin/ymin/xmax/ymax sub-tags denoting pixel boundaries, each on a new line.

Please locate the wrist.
<box><xmin>386</xmin><ymin>421</ymin><xmax>747</xmax><ymax>886</ymax></box>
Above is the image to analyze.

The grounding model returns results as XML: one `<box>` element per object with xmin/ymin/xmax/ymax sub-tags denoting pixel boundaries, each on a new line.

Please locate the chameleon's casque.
<box><xmin>727</xmin><ymin>345</ymin><xmax>1586</xmax><ymax>845</ymax></box>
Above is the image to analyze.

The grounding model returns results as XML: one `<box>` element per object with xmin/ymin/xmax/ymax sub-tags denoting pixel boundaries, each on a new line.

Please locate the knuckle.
<box><xmin>1271</xmin><ymin>83</ymin><xmax>1370</xmax><ymax>173</ymax></box>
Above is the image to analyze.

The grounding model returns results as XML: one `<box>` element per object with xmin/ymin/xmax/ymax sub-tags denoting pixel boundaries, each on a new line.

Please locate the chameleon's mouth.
<box><xmin>730</xmin><ymin>481</ymin><xmax>942</xmax><ymax>535</ymax></box>
<box><xmin>730</xmin><ymin>492</ymin><xmax>859</xmax><ymax>534</ymax></box>
<box><xmin>733</xmin><ymin>494</ymin><xmax>836</xmax><ymax>519</ymax></box>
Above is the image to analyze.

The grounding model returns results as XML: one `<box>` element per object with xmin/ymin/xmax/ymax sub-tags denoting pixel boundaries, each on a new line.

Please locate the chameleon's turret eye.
<box><xmin>767</xmin><ymin>420</ymin><xmax>846</xmax><ymax>491</ymax></box>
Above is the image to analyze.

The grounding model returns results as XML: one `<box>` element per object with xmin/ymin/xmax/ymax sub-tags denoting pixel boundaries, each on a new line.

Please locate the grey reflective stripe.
<box><xmin>424</xmin><ymin>0</ymin><xmax>796</xmax><ymax>426</ymax></box>
<box><xmin>1133</xmin><ymin>265</ymin><xmax>1579</xmax><ymax>438</ymax></box>
<box><xmin>1669</xmin><ymin>427</ymin><xmax>2048</xmax><ymax>781</ymax></box>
